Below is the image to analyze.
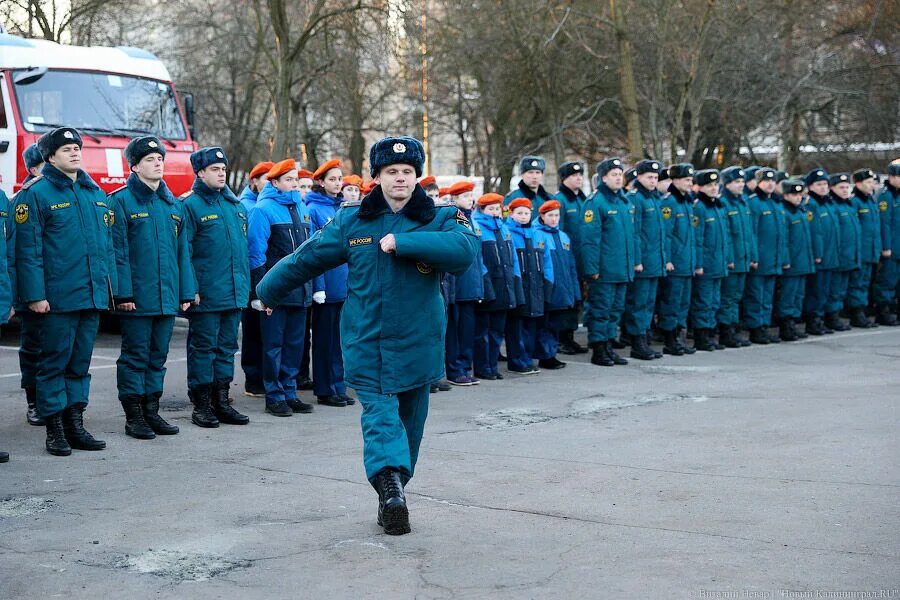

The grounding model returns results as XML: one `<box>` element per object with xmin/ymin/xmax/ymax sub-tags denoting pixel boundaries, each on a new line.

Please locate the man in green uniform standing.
<box><xmin>15</xmin><ymin>127</ymin><xmax>115</xmax><ymax>456</ymax></box>
<box><xmin>257</xmin><ymin>137</ymin><xmax>478</xmax><ymax>535</ymax></box>
<box><xmin>553</xmin><ymin>161</ymin><xmax>589</xmax><ymax>354</ymax></box>
<box><xmin>182</xmin><ymin>147</ymin><xmax>251</xmax><ymax>428</ymax></box>
<box><xmin>109</xmin><ymin>137</ymin><xmax>196</xmax><ymax>439</ymax></box>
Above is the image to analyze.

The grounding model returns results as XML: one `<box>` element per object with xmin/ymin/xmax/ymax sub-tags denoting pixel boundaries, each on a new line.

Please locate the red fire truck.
<box><xmin>0</xmin><ymin>32</ymin><xmax>197</xmax><ymax>196</ymax></box>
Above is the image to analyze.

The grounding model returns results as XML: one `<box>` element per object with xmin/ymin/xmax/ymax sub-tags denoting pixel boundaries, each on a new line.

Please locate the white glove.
<box><xmin>251</xmin><ymin>299</ymin><xmax>265</xmax><ymax>311</ymax></box>
<box><xmin>313</xmin><ymin>291</ymin><xmax>326</xmax><ymax>304</ymax></box>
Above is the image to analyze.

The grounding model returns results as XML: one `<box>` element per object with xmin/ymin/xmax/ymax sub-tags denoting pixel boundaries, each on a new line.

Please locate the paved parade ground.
<box><xmin>0</xmin><ymin>324</ymin><xmax>898</xmax><ymax>599</ymax></box>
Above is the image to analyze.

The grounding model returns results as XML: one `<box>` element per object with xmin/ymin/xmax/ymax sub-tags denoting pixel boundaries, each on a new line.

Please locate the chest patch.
<box><xmin>562</xmin><ymin>242</ymin><xmax>570</xmax><ymax>250</ymax></box>
<box><xmin>201</xmin><ymin>214</ymin><xmax>219</xmax><ymax>222</ymax></box>
<box><xmin>171</xmin><ymin>214</ymin><xmax>182</xmax><ymax>223</ymax></box>
<box><xmin>50</xmin><ymin>202</ymin><xmax>71</xmax><ymax>211</ymax></box>
<box><xmin>807</xmin><ymin>211</ymin><xmax>814</xmax><ymax>222</ymax></box>
<box><xmin>349</xmin><ymin>236</ymin><xmax>373</xmax><ymax>247</ymax></box>
<box><xmin>878</xmin><ymin>201</ymin><xmax>888</xmax><ymax>212</ymax></box>
<box><xmin>455</xmin><ymin>209</ymin><xmax>472</xmax><ymax>230</ymax></box>
<box><xmin>15</xmin><ymin>204</ymin><xmax>29</xmax><ymax>224</ymax></box>
<box><xmin>416</xmin><ymin>262</ymin><xmax>433</xmax><ymax>274</ymax></box>
<box><xmin>662</xmin><ymin>207</ymin><xmax>672</xmax><ymax>219</ymax></box>
<box><xmin>130</xmin><ymin>212</ymin><xmax>150</xmax><ymax>220</ymax></box>
<box><xmin>692</xmin><ymin>215</ymin><xmax>700</xmax><ymax>227</ymax></box>
<box><xmin>583</xmin><ymin>209</ymin><xmax>594</xmax><ymax>223</ymax></box>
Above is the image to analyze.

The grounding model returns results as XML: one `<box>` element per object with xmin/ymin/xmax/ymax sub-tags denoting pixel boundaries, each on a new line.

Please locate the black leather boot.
<box><xmin>0</xmin><ymin>450</ymin><xmax>7</xmax><ymax>463</ymax></box>
<box><xmin>749</xmin><ymin>327</ymin><xmax>770</xmax><ymax>344</ymax></box>
<box><xmin>779</xmin><ymin>318</ymin><xmax>798</xmax><ymax>342</ymax></box>
<box><xmin>613</xmin><ymin>331</ymin><xmax>630</xmax><ymax>349</ymax></box>
<box><xmin>805</xmin><ymin>315</ymin><xmax>826</xmax><ymax>336</ymax></box>
<box><xmin>676</xmin><ymin>327</ymin><xmax>696</xmax><ymax>354</ymax></box>
<box><xmin>718</xmin><ymin>324</ymin><xmax>740</xmax><ymax>348</ymax></box>
<box><xmin>795</xmin><ymin>318</ymin><xmax>808</xmax><ymax>338</ymax></box>
<box><xmin>558</xmin><ymin>330</ymin><xmax>587</xmax><ymax>355</ymax></box>
<box><xmin>212</xmin><ymin>380</ymin><xmax>250</xmax><ymax>425</ymax></box>
<box><xmin>63</xmin><ymin>404</ymin><xmax>106</xmax><ymax>450</ymax></box>
<box><xmin>825</xmin><ymin>311</ymin><xmax>850</xmax><ymax>331</ymax></box>
<box><xmin>849</xmin><ymin>307</ymin><xmax>874</xmax><ymax>328</ymax></box>
<box><xmin>121</xmin><ymin>395</ymin><xmax>155</xmax><ymax>439</ymax></box>
<box><xmin>45</xmin><ymin>411</ymin><xmax>71</xmax><ymax>456</ymax></box>
<box><xmin>606</xmin><ymin>341</ymin><xmax>628</xmax><ymax>365</ymax></box>
<box><xmin>191</xmin><ymin>385</ymin><xmax>219</xmax><ymax>428</ymax></box>
<box><xmin>375</xmin><ymin>468</ymin><xmax>410</xmax><ymax>535</ymax></box>
<box><xmin>142</xmin><ymin>393</ymin><xmax>179</xmax><ymax>435</ymax></box>
<box><xmin>693</xmin><ymin>328</ymin><xmax>716</xmax><ymax>351</ymax></box>
<box><xmin>589</xmin><ymin>341</ymin><xmax>614</xmax><ymax>366</ymax></box>
<box><xmin>630</xmin><ymin>333</ymin><xmax>656</xmax><ymax>360</ymax></box>
<box><xmin>876</xmin><ymin>303</ymin><xmax>898</xmax><ymax>326</ymax></box>
<box><xmin>662</xmin><ymin>329</ymin><xmax>683</xmax><ymax>356</ymax></box>
<box><xmin>25</xmin><ymin>386</ymin><xmax>44</xmax><ymax>426</ymax></box>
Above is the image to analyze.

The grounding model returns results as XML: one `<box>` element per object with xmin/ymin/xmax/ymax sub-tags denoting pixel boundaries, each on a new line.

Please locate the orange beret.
<box><xmin>267</xmin><ymin>158</ymin><xmax>297</xmax><ymax>180</ymax></box>
<box><xmin>476</xmin><ymin>193</ymin><xmax>504</xmax><ymax>207</ymax></box>
<box><xmin>249</xmin><ymin>161</ymin><xmax>274</xmax><ymax>179</ymax></box>
<box><xmin>508</xmin><ymin>198</ymin><xmax>533</xmax><ymax>212</ymax></box>
<box><xmin>438</xmin><ymin>187</ymin><xmax>451</xmax><ymax>196</ymax></box>
<box><xmin>361</xmin><ymin>181</ymin><xmax>376</xmax><ymax>194</ymax></box>
<box><xmin>419</xmin><ymin>175</ymin><xmax>437</xmax><ymax>187</ymax></box>
<box><xmin>448</xmin><ymin>181</ymin><xmax>476</xmax><ymax>196</ymax></box>
<box><xmin>342</xmin><ymin>174</ymin><xmax>363</xmax><ymax>188</ymax></box>
<box><xmin>297</xmin><ymin>169</ymin><xmax>314</xmax><ymax>180</ymax></box>
<box><xmin>313</xmin><ymin>159</ymin><xmax>342</xmax><ymax>181</ymax></box>
<box><xmin>539</xmin><ymin>200</ymin><xmax>561</xmax><ymax>214</ymax></box>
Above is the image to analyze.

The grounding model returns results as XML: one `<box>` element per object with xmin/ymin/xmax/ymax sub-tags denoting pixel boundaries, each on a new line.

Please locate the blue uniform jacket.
<box><xmin>629</xmin><ymin>183</ymin><xmax>668</xmax><ymax>278</ymax></box>
<box><xmin>878</xmin><ymin>184</ymin><xmax>899</xmax><ymax>257</ymax></box>
<box><xmin>577</xmin><ymin>183</ymin><xmax>637</xmax><ymax>283</ymax></box>
<box><xmin>806</xmin><ymin>192</ymin><xmax>840</xmax><ymax>271</ymax></box>
<box><xmin>256</xmin><ymin>185</ymin><xmax>479</xmax><ymax>395</ymax></box>
<box><xmin>660</xmin><ymin>186</ymin><xmax>695</xmax><ymax>276</ymax></box>
<box><xmin>749</xmin><ymin>191</ymin><xmax>788</xmax><ymax>275</ymax></box>
<box><xmin>720</xmin><ymin>188</ymin><xmax>757</xmax><ymax>272</ymax></box>
<box><xmin>452</xmin><ymin>207</ymin><xmax>488</xmax><ymax>302</ymax></box>
<box><xmin>182</xmin><ymin>179</ymin><xmax>250</xmax><ymax>312</ymax></box>
<box><xmin>534</xmin><ymin>223</ymin><xmax>580</xmax><ymax>311</ymax></box>
<box><xmin>693</xmin><ymin>193</ymin><xmax>732</xmax><ymax>279</ymax></box>
<box><xmin>782</xmin><ymin>202</ymin><xmax>815</xmax><ymax>276</ymax></box>
<box><xmin>554</xmin><ymin>185</ymin><xmax>589</xmax><ymax>261</ymax></box>
<box><xmin>15</xmin><ymin>165</ymin><xmax>116</xmax><ymax>312</ymax></box>
<box><xmin>247</xmin><ymin>183</ymin><xmax>312</xmax><ymax>307</ymax></box>
<box><xmin>305</xmin><ymin>190</ymin><xmax>349</xmax><ymax>302</ymax></box>
<box><xmin>852</xmin><ymin>188</ymin><xmax>882</xmax><ymax>264</ymax></box>
<box><xmin>832</xmin><ymin>194</ymin><xmax>861</xmax><ymax>271</ymax></box>
<box><xmin>109</xmin><ymin>174</ymin><xmax>195</xmax><ymax>315</ymax></box>
<box><xmin>0</xmin><ymin>191</ymin><xmax>14</xmax><ymax>323</ymax></box>
<box><xmin>473</xmin><ymin>210</ymin><xmax>524</xmax><ymax>311</ymax></box>
<box><xmin>506</xmin><ymin>218</ymin><xmax>546</xmax><ymax>317</ymax></box>
<box><xmin>238</xmin><ymin>185</ymin><xmax>258</xmax><ymax>213</ymax></box>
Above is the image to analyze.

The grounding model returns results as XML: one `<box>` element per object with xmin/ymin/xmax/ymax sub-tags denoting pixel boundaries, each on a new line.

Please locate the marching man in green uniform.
<box><xmin>109</xmin><ymin>137</ymin><xmax>196</xmax><ymax>439</ymax></box>
<box><xmin>182</xmin><ymin>147</ymin><xmax>251</xmax><ymax>428</ymax></box>
<box><xmin>15</xmin><ymin>127</ymin><xmax>115</xmax><ymax>456</ymax></box>
<box><xmin>256</xmin><ymin>137</ymin><xmax>478</xmax><ymax>535</ymax></box>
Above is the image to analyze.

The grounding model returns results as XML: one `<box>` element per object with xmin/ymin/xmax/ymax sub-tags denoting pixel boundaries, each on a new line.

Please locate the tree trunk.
<box><xmin>610</xmin><ymin>0</ymin><xmax>642</xmax><ymax>161</ymax></box>
<box><xmin>269</xmin><ymin>0</ymin><xmax>294</xmax><ymax>157</ymax></box>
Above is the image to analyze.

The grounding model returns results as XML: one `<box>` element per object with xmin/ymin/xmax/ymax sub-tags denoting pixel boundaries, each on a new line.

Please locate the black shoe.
<box><xmin>876</xmin><ymin>304</ymin><xmax>898</xmax><ymax>326</ymax></box>
<box><xmin>375</xmin><ymin>468</ymin><xmax>411</xmax><ymax>535</ymax></box>
<box><xmin>662</xmin><ymin>329</ymin><xmax>684</xmax><ymax>356</ymax></box>
<box><xmin>630</xmin><ymin>333</ymin><xmax>656</xmax><ymax>360</ymax></box>
<box><xmin>498</xmin><ymin>353</ymin><xmax>507</xmax><ymax>362</ymax></box>
<box><xmin>473</xmin><ymin>372</ymin><xmax>498</xmax><ymax>380</ymax></box>
<box><xmin>606</xmin><ymin>341</ymin><xmax>628</xmax><ymax>365</ymax></box>
<box><xmin>825</xmin><ymin>312</ymin><xmax>850</xmax><ymax>332</ymax></box>
<box><xmin>436</xmin><ymin>380</ymin><xmax>452</xmax><ymax>392</ymax></box>
<box><xmin>849</xmin><ymin>307</ymin><xmax>874</xmax><ymax>328</ymax></box>
<box><xmin>45</xmin><ymin>411</ymin><xmax>72</xmax><ymax>456</ymax></box>
<box><xmin>794</xmin><ymin>318</ymin><xmax>808</xmax><ymax>338</ymax></box>
<box><xmin>430</xmin><ymin>384</ymin><xmax>439</xmax><ymax>393</ymax></box>
<box><xmin>765</xmin><ymin>327</ymin><xmax>781</xmax><ymax>343</ymax></box>
<box><xmin>191</xmin><ymin>384</ymin><xmax>220</xmax><ymax>428</ymax></box>
<box><xmin>805</xmin><ymin>316</ymin><xmax>827</xmax><ymax>336</ymax></box>
<box><xmin>718</xmin><ymin>325</ymin><xmax>740</xmax><ymax>349</ymax></box>
<box><xmin>509</xmin><ymin>364</ymin><xmax>540</xmax><ymax>375</ymax></box>
<box><xmin>340</xmin><ymin>394</ymin><xmax>357</xmax><ymax>405</ymax></box>
<box><xmin>589</xmin><ymin>342</ymin><xmax>614</xmax><ymax>366</ymax></box>
<box><xmin>676</xmin><ymin>327</ymin><xmax>696</xmax><ymax>354</ymax></box>
<box><xmin>538</xmin><ymin>357</ymin><xmax>566</xmax><ymax>370</ymax></box>
<box><xmin>317</xmin><ymin>395</ymin><xmax>348</xmax><ymax>407</ymax></box>
<box><xmin>296</xmin><ymin>376</ymin><xmax>315</xmax><ymax>391</ymax></box>
<box><xmin>558</xmin><ymin>330</ymin><xmax>588</xmax><ymax>354</ymax></box>
<box><xmin>25</xmin><ymin>386</ymin><xmax>44</xmax><ymax>426</ymax></box>
<box><xmin>693</xmin><ymin>328</ymin><xmax>716</xmax><ymax>352</ymax></box>
<box><xmin>120</xmin><ymin>395</ymin><xmax>156</xmax><ymax>439</ymax></box>
<box><xmin>0</xmin><ymin>451</ymin><xmax>8</xmax><ymax>463</ymax></box>
<box><xmin>612</xmin><ymin>332</ymin><xmax>629</xmax><ymax>349</ymax></box>
<box><xmin>142</xmin><ymin>393</ymin><xmax>179</xmax><ymax>435</ymax></box>
<box><xmin>749</xmin><ymin>328</ymin><xmax>770</xmax><ymax>344</ymax></box>
<box><xmin>63</xmin><ymin>404</ymin><xmax>106</xmax><ymax>451</ymax></box>
<box><xmin>212</xmin><ymin>380</ymin><xmax>250</xmax><ymax>424</ymax></box>
<box><xmin>779</xmin><ymin>318</ymin><xmax>799</xmax><ymax>342</ymax></box>
<box><xmin>286</xmin><ymin>398</ymin><xmax>314</xmax><ymax>413</ymax></box>
<box><xmin>265</xmin><ymin>401</ymin><xmax>293</xmax><ymax>416</ymax></box>
<box><xmin>649</xmin><ymin>334</ymin><xmax>663</xmax><ymax>358</ymax></box>
<box><xmin>244</xmin><ymin>381</ymin><xmax>265</xmax><ymax>397</ymax></box>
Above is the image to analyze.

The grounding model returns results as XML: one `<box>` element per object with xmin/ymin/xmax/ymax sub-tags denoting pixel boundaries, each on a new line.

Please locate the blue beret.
<box><xmin>520</xmin><ymin>156</ymin><xmax>545</xmax><ymax>173</ymax></box>
<box><xmin>668</xmin><ymin>163</ymin><xmax>694</xmax><ymax>179</ymax></box>
<box><xmin>852</xmin><ymin>168</ymin><xmax>874</xmax><ymax>182</ymax></box>
<box><xmin>694</xmin><ymin>169</ymin><xmax>720</xmax><ymax>186</ymax></box>
<box><xmin>829</xmin><ymin>173</ymin><xmax>850</xmax><ymax>186</ymax></box>
<box><xmin>125</xmin><ymin>136</ymin><xmax>166</xmax><ymax>167</ymax></box>
<box><xmin>558</xmin><ymin>161</ymin><xmax>583</xmax><ymax>180</ymax></box>
<box><xmin>597</xmin><ymin>157</ymin><xmax>624</xmax><ymax>177</ymax></box>
<box><xmin>190</xmin><ymin>147</ymin><xmax>228</xmax><ymax>173</ymax></box>
<box><xmin>635</xmin><ymin>159</ymin><xmax>661</xmax><ymax>175</ymax></box>
<box><xmin>369</xmin><ymin>136</ymin><xmax>425</xmax><ymax>177</ymax></box>
<box><xmin>804</xmin><ymin>168</ymin><xmax>829</xmax><ymax>186</ymax></box>
<box><xmin>37</xmin><ymin>127</ymin><xmax>82</xmax><ymax>161</ymax></box>
<box><xmin>756</xmin><ymin>168</ymin><xmax>776</xmax><ymax>182</ymax></box>
<box><xmin>889</xmin><ymin>164</ymin><xmax>900</xmax><ymax>176</ymax></box>
<box><xmin>744</xmin><ymin>166</ymin><xmax>761</xmax><ymax>181</ymax></box>
<box><xmin>720</xmin><ymin>166</ymin><xmax>745</xmax><ymax>184</ymax></box>
<box><xmin>22</xmin><ymin>144</ymin><xmax>43</xmax><ymax>170</ymax></box>
<box><xmin>781</xmin><ymin>179</ymin><xmax>805</xmax><ymax>195</ymax></box>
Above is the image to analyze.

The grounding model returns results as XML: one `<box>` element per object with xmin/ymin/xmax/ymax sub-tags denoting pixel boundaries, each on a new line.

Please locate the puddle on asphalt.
<box><xmin>473</xmin><ymin>408</ymin><xmax>555</xmax><ymax>430</ymax></box>
<box><xmin>638</xmin><ymin>365</ymin><xmax>720</xmax><ymax>374</ymax></box>
<box><xmin>0</xmin><ymin>497</ymin><xmax>54</xmax><ymax>518</ymax></box>
<box><xmin>114</xmin><ymin>549</ymin><xmax>250</xmax><ymax>581</ymax></box>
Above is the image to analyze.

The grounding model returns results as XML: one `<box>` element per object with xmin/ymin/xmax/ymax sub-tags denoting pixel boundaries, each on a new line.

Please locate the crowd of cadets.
<box><xmin>0</xmin><ymin>126</ymin><xmax>898</xmax><ymax>462</ymax></box>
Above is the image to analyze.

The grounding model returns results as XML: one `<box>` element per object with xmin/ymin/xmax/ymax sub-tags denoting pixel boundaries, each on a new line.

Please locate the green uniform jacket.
<box><xmin>693</xmin><ymin>193</ymin><xmax>732</xmax><ymax>278</ymax></box>
<box><xmin>577</xmin><ymin>183</ymin><xmax>637</xmax><ymax>283</ymax></box>
<box><xmin>720</xmin><ymin>189</ymin><xmax>758</xmax><ymax>272</ymax></box>
<box><xmin>749</xmin><ymin>191</ymin><xmax>788</xmax><ymax>276</ymax></box>
<box><xmin>878</xmin><ymin>184</ymin><xmax>899</xmax><ymax>256</ymax></box>
<box><xmin>554</xmin><ymin>185</ymin><xmax>589</xmax><ymax>268</ymax></box>
<box><xmin>257</xmin><ymin>186</ymin><xmax>479</xmax><ymax>395</ymax></box>
<box><xmin>15</xmin><ymin>165</ymin><xmax>116</xmax><ymax>312</ymax></box>
<box><xmin>109</xmin><ymin>174</ymin><xmax>196</xmax><ymax>315</ymax></box>
<box><xmin>852</xmin><ymin>188</ymin><xmax>882</xmax><ymax>264</ymax></box>
<box><xmin>659</xmin><ymin>187</ymin><xmax>695</xmax><ymax>276</ymax></box>
<box><xmin>629</xmin><ymin>183</ymin><xmax>668</xmax><ymax>278</ymax></box>
<box><xmin>182</xmin><ymin>179</ymin><xmax>250</xmax><ymax>312</ymax></box>
<box><xmin>782</xmin><ymin>203</ymin><xmax>815</xmax><ymax>276</ymax></box>
<box><xmin>0</xmin><ymin>191</ymin><xmax>14</xmax><ymax>324</ymax></box>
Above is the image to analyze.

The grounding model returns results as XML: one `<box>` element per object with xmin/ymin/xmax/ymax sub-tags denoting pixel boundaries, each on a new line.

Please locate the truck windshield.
<box><xmin>12</xmin><ymin>69</ymin><xmax>187</xmax><ymax>140</ymax></box>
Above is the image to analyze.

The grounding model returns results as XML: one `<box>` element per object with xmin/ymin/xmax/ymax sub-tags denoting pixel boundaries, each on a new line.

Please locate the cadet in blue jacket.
<box><xmin>774</xmin><ymin>180</ymin><xmax>815</xmax><ymax>341</ymax></box>
<box><xmin>256</xmin><ymin>136</ymin><xmax>478</xmax><ymax>535</ymax></box>
<box><xmin>182</xmin><ymin>147</ymin><xmax>251</xmax><ymax>428</ymax></box>
<box><xmin>109</xmin><ymin>136</ymin><xmax>196</xmax><ymax>440</ymax></box>
<box><xmin>624</xmin><ymin>160</ymin><xmax>669</xmax><ymax>360</ymax></box>
<box><xmin>717</xmin><ymin>166</ymin><xmax>756</xmax><ymax>347</ymax></box>
<box><xmin>306</xmin><ymin>159</ymin><xmax>353</xmax><ymax>407</ymax></box>
<box><xmin>238</xmin><ymin>161</ymin><xmax>273</xmax><ymax>397</ymax></box>
<box><xmin>690</xmin><ymin>170</ymin><xmax>733</xmax><ymax>351</ymax></box>
<box><xmin>744</xmin><ymin>168</ymin><xmax>789</xmax><ymax>344</ymax></box>
<box><xmin>473</xmin><ymin>193</ymin><xmax>523</xmax><ymax>380</ymax></box>
<box><xmin>505</xmin><ymin>197</ymin><xmax>546</xmax><ymax>375</ymax></box>
<box><xmin>15</xmin><ymin>127</ymin><xmax>114</xmax><ymax>456</ymax></box>
<box><xmin>248</xmin><ymin>159</ymin><xmax>315</xmax><ymax>416</ymax></box>
<box><xmin>872</xmin><ymin>163</ymin><xmax>900</xmax><ymax>325</ymax></box>
<box><xmin>578</xmin><ymin>157</ymin><xmax>636</xmax><ymax>367</ymax></box>
<box><xmin>553</xmin><ymin>161</ymin><xmax>589</xmax><ymax>354</ymax></box>
<box><xmin>825</xmin><ymin>174</ymin><xmax>858</xmax><ymax>331</ymax></box>
<box><xmin>846</xmin><ymin>168</ymin><xmax>881</xmax><ymax>328</ymax></box>
<box><xmin>533</xmin><ymin>200</ymin><xmax>579</xmax><ymax>368</ymax></box>
<box><xmin>658</xmin><ymin>163</ymin><xmax>696</xmax><ymax>355</ymax></box>
<box><xmin>802</xmin><ymin>168</ymin><xmax>839</xmax><ymax>335</ymax></box>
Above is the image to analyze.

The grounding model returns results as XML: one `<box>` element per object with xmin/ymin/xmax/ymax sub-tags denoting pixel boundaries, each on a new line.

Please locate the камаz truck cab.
<box><xmin>0</xmin><ymin>33</ymin><xmax>197</xmax><ymax>197</ymax></box>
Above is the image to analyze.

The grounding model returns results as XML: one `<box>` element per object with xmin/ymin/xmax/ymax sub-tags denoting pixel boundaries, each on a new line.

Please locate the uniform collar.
<box><xmin>668</xmin><ymin>184</ymin><xmax>692</xmax><ymax>204</ymax></box>
<box><xmin>192</xmin><ymin>178</ymin><xmax>239</xmax><ymax>204</ymax></box>
<box><xmin>697</xmin><ymin>191</ymin><xmax>719</xmax><ymax>206</ymax></box>
<box><xmin>517</xmin><ymin>179</ymin><xmax>552</xmax><ymax>202</ymax></box>
<box><xmin>597</xmin><ymin>182</ymin><xmax>627</xmax><ymax>202</ymax></box>
<box><xmin>852</xmin><ymin>187</ymin><xmax>870</xmax><ymax>201</ymax></box>
<box><xmin>358</xmin><ymin>184</ymin><xmax>435</xmax><ymax>223</ymax></box>
<box><xmin>42</xmin><ymin>163</ymin><xmax>101</xmax><ymax>192</ymax></box>
<box><xmin>127</xmin><ymin>173</ymin><xmax>175</xmax><ymax>205</ymax></box>
<box><xmin>557</xmin><ymin>184</ymin><xmax>585</xmax><ymax>202</ymax></box>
